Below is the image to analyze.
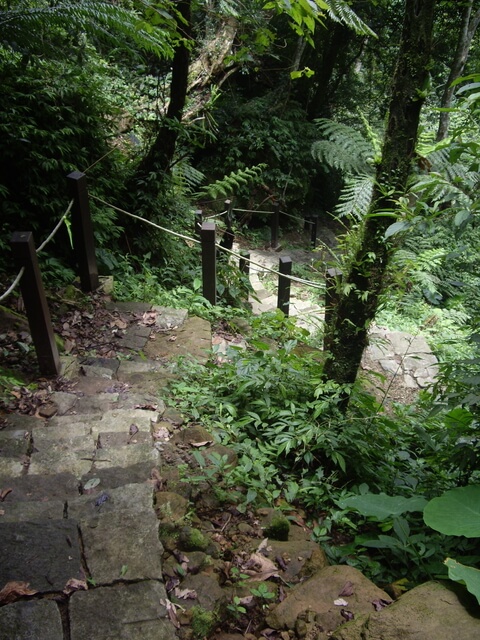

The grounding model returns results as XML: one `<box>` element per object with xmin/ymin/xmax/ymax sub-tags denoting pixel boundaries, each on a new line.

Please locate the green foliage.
<box><xmin>424</xmin><ymin>485</ymin><xmax>480</xmax><ymax>604</ymax></box>
<box><xmin>196</xmin><ymin>164</ymin><xmax>266</xmax><ymax>201</ymax></box>
<box><xmin>1</xmin><ymin>0</ymin><xmax>177</xmax><ymax>59</ymax></box>
<box><xmin>312</xmin><ymin>118</ymin><xmax>378</xmax><ymax>175</ymax></box>
<box><xmin>197</xmin><ymin>94</ymin><xmax>318</xmax><ymax>213</ymax></box>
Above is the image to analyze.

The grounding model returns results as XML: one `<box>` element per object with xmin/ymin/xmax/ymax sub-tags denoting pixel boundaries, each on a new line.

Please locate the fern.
<box><xmin>196</xmin><ymin>164</ymin><xmax>266</xmax><ymax>200</ymax></box>
<box><xmin>326</xmin><ymin>0</ymin><xmax>377</xmax><ymax>38</ymax></box>
<box><xmin>312</xmin><ymin>119</ymin><xmax>376</xmax><ymax>174</ymax></box>
<box><xmin>0</xmin><ymin>1</ymin><xmax>177</xmax><ymax>58</ymax></box>
<box><xmin>334</xmin><ymin>174</ymin><xmax>374</xmax><ymax>219</ymax></box>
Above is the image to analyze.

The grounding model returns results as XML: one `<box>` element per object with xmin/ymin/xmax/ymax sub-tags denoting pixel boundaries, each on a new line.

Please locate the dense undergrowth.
<box><xmin>164</xmin><ymin>308</ymin><xmax>480</xmax><ymax>591</ymax></box>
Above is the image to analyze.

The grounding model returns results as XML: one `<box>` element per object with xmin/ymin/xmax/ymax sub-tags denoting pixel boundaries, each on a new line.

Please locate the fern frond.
<box><xmin>326</xmin><ymin>0</ymin><xmax>377</xmax><ymax>38</ymax></box>
<box><xmin>312</xmin><ymin>118</ymin><xmax>376</xmax><ymax>174</ymax></box>
<box><xmin>0</xmin><ymin>1</ymin><xmax>176</xmax><ymax>58</ymax></box>
<box><xmin>173</xmin><ymin>160</ymin><xmax>205</xmax><ymax>194</ymax></box>
<box><xmin>195</xmin><ymin>164</ymin><xmax>266</xmax><ymax>200</ymax></box>
<box><xmin>334</xmin><ymin>174</ymin><xmax>373</xmax><ymax>219</ymax></box>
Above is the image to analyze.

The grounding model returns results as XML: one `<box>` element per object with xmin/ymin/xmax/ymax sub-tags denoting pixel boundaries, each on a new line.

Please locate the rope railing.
<box><xmin>0</xmin><ymin>199</ymin><xmax>74</xmax><ymax>302</ymax></box>
<box><xmin>90</xmin><ymin>196</ymin><xmax>325</xmax><ymax>291</ymax></box>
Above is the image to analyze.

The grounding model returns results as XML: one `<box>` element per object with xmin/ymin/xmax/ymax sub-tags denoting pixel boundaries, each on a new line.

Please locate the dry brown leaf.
<box><xmin>173</xmin><ymin>587</ymin><xmax>197</xmax><ymax>600</ymax></box>
<box><xmin>160</xmin><ymin>599</ymin><xmax>181</xmax><ymax>629</ymax></box>
<box><xmin>190</xmin><ymin>441</ymin><xmax>213</xmax><ymax>448</ymax></box>
<box><xmin>63</xmin><ymin>578</ymin><xmax>88</xmax><ymax>595</ymax></box>
<box><xmin>168</xmin><ymin>335</ymin><xmax>177</xmax><ymax>342</ymax></box>
<box><xmin>338</xmin><ymin>580</ymin><xmax>354</xmax><ymax>597</ymax></box>
<box><xmin>0</xmin><ymin>581</ymin><xmax>38</xmax><ymax>604</ymax></box>
<box><xmin>0</xmin><ymin>488</ymin><xmax>13</xmax><ymax>502</ymax></box>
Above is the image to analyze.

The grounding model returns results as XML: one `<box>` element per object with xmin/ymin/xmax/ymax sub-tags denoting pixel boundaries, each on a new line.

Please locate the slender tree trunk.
<box><xmin>323</xmin><ymin>0</ymin><xmax>437</xmax><ymax>406</ymax></box>
<box><xmin>436</xmin><ymin>0</ymin><xmax>480</xmax><ymax>141</ymax></box>
<box><xmin>134</xmin><ymin>0</ymin><xmax>192</xmax><ymax>181</ymax></box>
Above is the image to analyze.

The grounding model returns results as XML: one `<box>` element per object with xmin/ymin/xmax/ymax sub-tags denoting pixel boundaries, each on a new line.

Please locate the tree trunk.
<box><xmin>323</xmin><ymin>0</ymin><xmax>437</xmax><ymax>405</ymax></box>
<box><xmin>134</xmin><ymin>0</ymin><xmax>192</xmax><ymax>182</ymax></box>
<box><xmin>436</xmin><ymin>1</ymin><xmax>480</xmax><ymax>141</ymax></box>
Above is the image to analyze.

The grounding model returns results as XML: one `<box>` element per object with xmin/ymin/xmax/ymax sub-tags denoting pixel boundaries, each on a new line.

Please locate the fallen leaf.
<box><xmin>341</xmin><ymin>609</ymin><xmax>354</xmax><ymax>622</ymax></box>
<box><xmin>334</xmin><ymin>598</ymin><xmax>349</xmax><ymax>606</ymax></box>
<box><xmin>190</xmin><ymin>441</ymin><xmax>213</xmax><ymax>448</ymax></box>
<box><xmin>0</xmin><ymin>510</ymin><xmax>5</xmax><ymax>516</ymax></box>
<box><xmin>372</xmin><ymin>598</ymin><xmax>392</xmax><ymax>611</ymax></box>
<box><xmin>63</xmin><ymin>578</ymin><xmax>88</xmax><ymax>594</ymax></box>
<box><xmin>160</xmin><ymin>599</ymin><xmax>181</xmax><ymax>629</ymax></box>
<box><xmin>338</xmin><ymin>581</ymin><xmax>354</xmax><ymax>597</ymax></box>
<box><xmin>0</xmin><ymin>488</ymin><xmax>13</xmax><ymax>502</ymax></box>
<box><xmin>173</xmin><ymin>587</ymin><xmax>197</xmax><ymax>600</ymax></box>
<box><xmin>134</xmin><ymin>404</ymin><xmax>157</xmax><ymax>411</ymax></box>
<box><xmin>129</xmin><ymin>424</ymin><xmax>139</xmax><ymax>436</ymax></box>
<box><xmin>83</xmin><ymin>478</ymin><xmax>100</xmax><ymax>491</ymax></box>
<box><xmin>168</xmin><ymin>335</ymin><xmax>177</xmax><ymax>342</ymax></box>
<box><xmin>0</xmin><ymin>581</ymin><xmax>38</xmax><ymax>604</ymax></box>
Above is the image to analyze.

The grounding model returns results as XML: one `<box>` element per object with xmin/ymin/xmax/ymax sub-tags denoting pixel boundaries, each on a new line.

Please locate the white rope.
<box><xmin>37</xmin><ymin>200</ymin><xmax>73</xmax><ymax>253</ymax></box>
<box><xmin>0</xmin><ymin>268</ymin><xmax>25</xmax><ymax>303</ymax></box>
<box><xmin>0</xmin><ymin>199</ymin><xmax>74</xmax><ymax>302</ymax></box>
<box><xmin>91</xmin><ymin>196</ymin><xmax>201</xmax><ymax>245</ymax></box>
<box><xmin>92</xmin><ymin>197</ymin><xmax>325</xmax><ymax>290</ymax></box>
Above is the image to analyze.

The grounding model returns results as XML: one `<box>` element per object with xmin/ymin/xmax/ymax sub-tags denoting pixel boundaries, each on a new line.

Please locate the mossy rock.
<box><xmin>259</xmin><ymin>508</ymin><xmax>290</xmax><ymax>541</ymax></box>
<box><xmin>178</xmin><ymin>526</ymin><xmax>210</xmax><ymax>552</ymax></box>
<box><xmin>191</xmin><ymin>606</ymin><xmax>217</xmax><ymax>639</ymax></box>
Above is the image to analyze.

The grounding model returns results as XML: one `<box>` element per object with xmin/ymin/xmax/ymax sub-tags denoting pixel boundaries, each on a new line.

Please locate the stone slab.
<box><xmin>92</xmin><ymin>443</ymin><xmax>160</xmax><ymax>470</ymax></box>
<box><xmin>73</xmin><ymin>393</ymin><xmax>119</xmax><ymax>414</ymax></box>
<box><xmin>80</xmin><ymin>510</ymin><xmax>163</xmax><ymax>584</ymax></box>
<box><xmin>29</xmin><ymin>447</ymin><xmax>94</xmax><ymax>478</ymax></box>
<box><xmin>70</xmin><ymin>581</ymin><xmax>176</xmax><ymax>640</ymax></box>
<box><xmin>0</xmin><ymin>472</ymin><xmax>80</xmax><ymax>502</ymax></box>
<box><xmin>0</xmin><ymin>599</ymin><xmax>63</xmax><ymax>640</ymax></box>
<box><xmin>32</xmin><ymin>423</ymin><xmax>93</xmax><ymax>442</ymax></box>
<box><xmin>50</xmin><ymin>391</ymin><xmax>79</xmax><ymax>415</ymax></box>
<box><xmin>92</xmin><ymin>409</ymin><xmax>160</xmax><ymax>436</ymax></box>
<box><xmin>105</xmin><ymin>301</ymin><xmax>153</xmax><ymax>313</ymax></box>
<box><xmin>0</xmin><ymin>413</ymin><xmax>44</xmax><ymax>431</ymax></box>
<box><xmin>0</xmin><ymin>430</ymin><xmax>31</xmax><ymax>457</ymax></box>
<box><xmin>0</xmin><ymin>498</ymin><xmax>66</xmax><ymax>522</ymax></box>
<box><xmin>0</xmin><ymin>520</ymin><xmax>84</xmax><ymax>593</ymax></box>
<box><xmin>80</xmin><ymin>462</ymin><xmax>157</xmax><ymax>491</ymax></box>
<box><xmin>144</xmin><ymin>316</ymin><xmax>211</xmax><ymax>364</ymax></box>
<box><xmin>152</xmin><ymin>306</ymin><xmax>188</xmax><ymax>329</ymax></box>
<box><xmin>68</xmin><ymin>483</ymin><xmax>154</xmax><ymax>520</ymax></box>
<box><xmin>80</xmin><ymin>356</ymin><xmax>120</xmax><ymax>374</ymax></box>
<box><xmin>0</xmin><ymin>456</ymin><xmax>27</xmax><ymax>477</ymax></box>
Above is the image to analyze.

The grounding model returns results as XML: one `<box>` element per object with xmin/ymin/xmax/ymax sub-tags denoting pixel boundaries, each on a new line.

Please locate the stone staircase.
<box><xmin>0</xmin><ymin>303</ymin><xmax>212</xmax><ymax>639</ymax></box>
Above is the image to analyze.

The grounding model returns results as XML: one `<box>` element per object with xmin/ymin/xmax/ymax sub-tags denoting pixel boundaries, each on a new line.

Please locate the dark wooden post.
<box><xmin>239</xmin><ymin>251</ymin><xmax>250</xmax><ymax>276</ymax></box>
<box><xmin>11</xmin><ymin>232</ymin><xmax>60</xmax><ymax>376</ymax></box>
<box><xmin>67</xmin><ymin>171</ymin><xmax>99</xmax><ymax>292</ymax></box>
<box><xmin>201</xmin><ymin>221</ymin><xmax>216</xmax><ymax>305</ymax></box>
<box><xmin>194</xmin><ymin>210</ymin><xmax>203</xmax><ymax>237</ymax></box>
<box><xmin>277</xmin><ymin>256</ymin><xmax>292</xmax><ymax>316</ymax></box>
<box><xmin>310</xmin><ymin>214</ymin><xmax>318</xmax><ymax>249</ymax></box>
<box><xmin>271</xmin><ymin>202</ymin><xmax>280</xmax><ymax>248</ymax></box>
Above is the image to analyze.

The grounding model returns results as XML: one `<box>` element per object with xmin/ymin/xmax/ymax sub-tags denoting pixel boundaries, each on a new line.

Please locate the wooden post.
<box><xmin>67</xmin><ymin>171</ymin><xmax>99</xmax><ymax>292</ymax></box>
<box><xmin>201</xmin><ymin>221</ymin><xmax>216</xmax><ymax>305</ymax></box>
<box><xmin>271</xmin><ymin>202</ymin><xmax>280</xmax><ymax>249</ymax></box>
<box><xmin>239</xmin><ymin>251</ymin><xmax>250</xmax><ymax>276</ymax></box>
<box><xmin>310</xmin><ymin>214</ymin><xmax>318</xmax><ymax>249</ymax></box>
<box><xmin>277</xmin><ymin>256</ymin><xmax>292</xmax><ymax>316</ymax></box>
<box><xmin>194</xmin><ymin>210</ymin><xmax>203</xmax><ymax>237</ymax></box>
<box><xmin>11</xmin><ymin>232</ymin><xmax>60</xmax><ymax>376</ymax></box>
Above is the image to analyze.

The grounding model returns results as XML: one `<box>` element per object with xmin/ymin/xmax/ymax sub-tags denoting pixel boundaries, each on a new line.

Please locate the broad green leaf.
<box><xmin>423</xmin><ymin>485</ymin><xmax>480</xmax><ymax>537</ymax></box>
<box><xmin>339</xmin><ymin>493</ymin><xmax>427</xmax><ymax>520</ymax></box>
<box><xmin>384</xmin><ymin>220</ymin><xmax>410</xmax><ymax>239</ymax></box>
<box><xmin>445</xmin><ymin>558</ymin><xmax>480</xmax><ymax>604</ymax></box>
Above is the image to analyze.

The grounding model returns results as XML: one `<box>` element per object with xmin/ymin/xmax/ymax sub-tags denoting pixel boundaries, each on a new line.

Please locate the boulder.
<box><xmin>266</xmin><ymin>565</ymin><xmax>391</xmax><ymax>633</ymax></box>
<box><xmin>331</xmin><ymin>580</ymin><xmax>480</xmax><ymax>640</ymax></box>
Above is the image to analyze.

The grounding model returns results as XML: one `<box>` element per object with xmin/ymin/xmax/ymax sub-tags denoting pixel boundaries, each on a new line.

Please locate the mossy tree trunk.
<box><xmin>322</xmin><ymin>0</ymin><xmax>437</xmax><ymax>403</ymax></box>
